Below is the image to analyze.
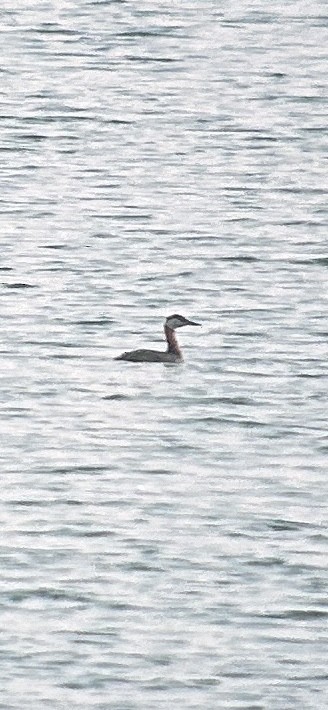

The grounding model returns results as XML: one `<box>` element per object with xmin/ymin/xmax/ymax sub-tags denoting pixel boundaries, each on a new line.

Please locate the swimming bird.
<box><xmin>114</xmin><ymin>314</ymin><xmax>201</xmax><ymax>363</ymax></box>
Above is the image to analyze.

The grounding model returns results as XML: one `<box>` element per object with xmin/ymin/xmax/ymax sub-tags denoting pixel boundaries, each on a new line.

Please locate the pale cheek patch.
<box><xmin>166</xmin><ymin>317</ymin><xmax>182</xmax><ymax>330</ymax></box>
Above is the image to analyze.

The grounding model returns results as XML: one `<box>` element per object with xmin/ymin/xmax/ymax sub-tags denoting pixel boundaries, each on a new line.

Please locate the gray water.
<box><xmin>1</xmin><ymin>1</ymin><xmax>327</xmax><ymax>708</ymax></box>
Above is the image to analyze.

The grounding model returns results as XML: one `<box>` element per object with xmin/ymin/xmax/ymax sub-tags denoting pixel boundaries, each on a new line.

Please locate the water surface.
<box><xmin>1</xmin><ymin>1</ymin><xmax>327</xmax><ymax>708</ymax></box>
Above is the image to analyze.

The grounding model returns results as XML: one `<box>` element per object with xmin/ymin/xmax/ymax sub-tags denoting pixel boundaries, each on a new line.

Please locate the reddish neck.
<box><xmin>165</xmin><ymin>325</ymin><xmax>182</xmax><ymax>357</ymax></box>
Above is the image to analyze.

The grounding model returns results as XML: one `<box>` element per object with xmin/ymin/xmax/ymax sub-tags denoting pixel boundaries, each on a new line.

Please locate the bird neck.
<box><xmin>165</xmin><ymin>325</ymin><xmax>182</xmax><ymax>357</ymax></box>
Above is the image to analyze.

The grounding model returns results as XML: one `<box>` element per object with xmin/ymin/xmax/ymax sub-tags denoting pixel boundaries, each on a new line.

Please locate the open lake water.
<box><xmin>1</xmin><ymin>1</ymin><xmax>327</xmax><ymax>708</ymax></box>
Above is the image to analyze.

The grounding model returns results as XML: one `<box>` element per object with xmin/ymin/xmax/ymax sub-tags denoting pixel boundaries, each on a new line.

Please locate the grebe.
<box><xmin>115</xmin><ymin>314</ymin><xmax>201</xmax><ymax>363</ymax></box>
